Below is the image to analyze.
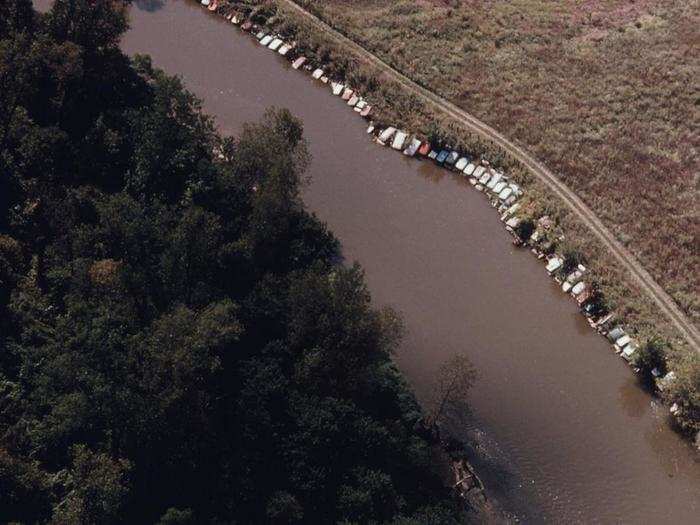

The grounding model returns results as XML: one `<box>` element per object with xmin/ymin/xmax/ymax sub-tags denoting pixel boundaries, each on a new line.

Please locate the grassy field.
<box><xmin>292</xmin><ymin>0</ymin><xmax>699</xmax><ymax>328</ymax></box>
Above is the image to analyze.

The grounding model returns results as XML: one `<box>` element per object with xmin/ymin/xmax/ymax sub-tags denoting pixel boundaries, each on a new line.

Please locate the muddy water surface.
<box><xmin>37</xmin><ymin>0</ymin><xmax>700</xmax><ymax>521</ymax></box>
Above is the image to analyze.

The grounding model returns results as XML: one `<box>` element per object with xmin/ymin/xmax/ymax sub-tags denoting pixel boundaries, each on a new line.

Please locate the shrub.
<box><xmin>663</xmin><ymin>354</ymin><xmax>700</xmax><ymax>435</ymax></box>
<box><xmin>633</xmin><ymin>338</ymin><xmax>667</xmax><ymax>388</ymax></box>
<box><xmin>514</xmin><ymin>218</ymin><xmax>535</xmax><ymax>243</ymax></box>
<box><xmin>561</xmin><ymin>248</ymin><xmax>586</xmax><ymax>276</ymax></box>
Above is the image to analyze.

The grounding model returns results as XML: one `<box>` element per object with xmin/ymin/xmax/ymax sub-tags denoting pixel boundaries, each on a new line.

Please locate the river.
<box><xmin>36</xmin><ymin>0</ymin><xmax>700</xmax><ymax>521</ymax></box>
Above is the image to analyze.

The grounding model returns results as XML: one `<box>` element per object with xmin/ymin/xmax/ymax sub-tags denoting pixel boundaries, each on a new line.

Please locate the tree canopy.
<box><xmin>0</xmin><ymin>1</ymin><xmax>462</xmax><ymax>523</ymax></box>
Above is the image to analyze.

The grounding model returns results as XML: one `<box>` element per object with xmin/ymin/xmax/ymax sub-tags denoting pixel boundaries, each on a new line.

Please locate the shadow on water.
<box><xmin>617</xmin><ymin>375</ymin><xmax>649</xmax><ymax>419</ymax></box>
<box><xmin>442</xmin><ymin>402</ymin><xmax>541</xmax><ymax>521</ymax></box>
<box><xmin>134</xmin><ymin>0</ymin><xmax>165</xmax><ymax>12</ymax></box>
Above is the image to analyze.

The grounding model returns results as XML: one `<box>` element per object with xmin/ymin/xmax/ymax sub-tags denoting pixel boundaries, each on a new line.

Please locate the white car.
<box><xmin>492</xmin><ymin>181</ymin><xmax>507</xmax><ymax>194</ymax></box>
<box><xmin>570</xmin><ymin>281</ymin><xmax>586</xmax><ymax>296</ymax></box>
<box><xmin>455</xmin><ymin>158</ymin><xmax>469</xmax><ymax>171</ymax></box>
<box><xmin>378</xmin><ymin>127</ymin><xmax>397</xmax><ymax>144</ymax></box>
<box><xmin>498</xmin><ymin>187</ymin><xmax>514</xmax><ymax>201</ymax></box>
<box><xmin>546</xmin><ymin>257</ymin><xmax>563</xmax><ymax>274</ymax></box>
<box><xmin>392</xmin><ymin>131</ymin><xmax>408</xmax><ymax>151</ymax></box>
<box><xmin>486</xmin><ymin>172</ymin><xmax>503</xmax><ymax>190</ymax></box>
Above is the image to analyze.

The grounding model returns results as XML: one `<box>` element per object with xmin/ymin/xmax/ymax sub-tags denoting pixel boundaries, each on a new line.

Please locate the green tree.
<box><xmin>157</xmin><ymin>508</ymin><xmax>196</xmax><ymax>525</ymax></box>
<box><xmin>0</xmin><ymin>2</ymin><xmax>463</xmax><ymax>522</ymax></box>
<box><xmin>47</xmin><ymin>0</ymin><xmax>130</xmax><ymax>51</ymax></box>
<box><xmin>560</xmin><ymin>247</ymin><xmax>586</xmax><ymax>276</ymax></box>
<box><xmin>266</xmin><ymin>491</ymin><xmax>303</xmax><ymax>523</ymax></box>
<box><xmin>52</xmin><ymin>445</ymin><xmax>131</xmax><ymax>525</ymax></box>
<box><xmin>426</xmin><ymin>354</ymin><xmax>477</xmax><ymax>428</ymax></box>
<box><xmin>662</xmin><ymin>355</ymin><xmax>700</xmax><ymax>435</ymax></box>
<box><xmin>337</xmin><ymin>467</ymin><xmax>400</xmax><ymax>523</ymax></box>
<box><xmin>0</xmin><ymin>0</ymin><xmax>35</xmax><ymax>38</ymax></box>
<box><xmin>514</xmin><ymin>218</ymin><xmax>535</xmax><ymax>243</ymax></box>
<box><xmin>0</xmin><ymin>449</ymin><xmax>52</xmax><ymax>524</ymax></box>
<box><xmin>633</xmin><ymin>338</ymin><xmax>667</xmax><ymax>387</ymax></box>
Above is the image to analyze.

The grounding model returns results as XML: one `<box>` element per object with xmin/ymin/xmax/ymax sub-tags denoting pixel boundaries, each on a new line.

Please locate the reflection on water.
<box><xmin>134</xmin><ymin>0</ymin><xmax>165</xmax><ymax>12</ymax></box>
<box><xmin>571</xmin><ymin>310</ymin><xmax>591</xmax><ymax>336</ymax></box>
<box><xmin>618</xmin><ymin>376</ymin><xmax>648</xmax><ymax>419</ymax></box>
<box><xmin>645</xmin><ymin>400</ymin><xmax>700</xmax><ymax>478</ymax></box>
<box><xmin>417</xmin><ymin>161</ymin><xmax>447</xmax><ymax>184</ymax></box>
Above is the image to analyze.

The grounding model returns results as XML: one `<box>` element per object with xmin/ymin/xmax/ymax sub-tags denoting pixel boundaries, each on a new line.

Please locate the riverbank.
<box><xmin>287</xmin><ymin>0</ymin><xmax>699</xmax><ymax>334</ymax></box>
<box><xmin>194</xmin><ymin>0</ymin><xmax>699</xmax><ymax>442</ymax></box>
<box><xmin>118</xmin><ymin>1</ymin><xmax>700</xmax><ymax>520</ymax></box>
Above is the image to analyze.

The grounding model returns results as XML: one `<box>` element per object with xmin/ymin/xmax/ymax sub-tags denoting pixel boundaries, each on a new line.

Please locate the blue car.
<box><xmin>436</xmin><ymin>150</ymin><xmax>450</xmax><ymax>164</ymax></box>
<box><xmin>445</xmin><ymin>151</ymin><xmax>459</xmax><ymax>166</ymax></box>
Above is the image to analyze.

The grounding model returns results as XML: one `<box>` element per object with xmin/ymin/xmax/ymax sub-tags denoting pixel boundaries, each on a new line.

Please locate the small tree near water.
<box><xmin>425</xmin><ymin>354</ymin><xmax>477</xmax><ymax>429</ymax></box>
<box><xmin>634</xmin><ymin>338</ymin><xmax>668</xmax><ymax>388</ymax></box>
<box><xmin>561</xmin><ymin>248</ymin><xmax>586</xmax><ymax>276</ymax></box>
<box><xmin>514</xmin><ymin>218</ymin><xmax>535</xmax><ymax>243</ymax></box>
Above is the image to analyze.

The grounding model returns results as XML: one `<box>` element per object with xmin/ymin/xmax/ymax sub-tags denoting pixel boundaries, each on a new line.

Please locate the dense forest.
<box><xmin>0</xmin><ymin>1</ymin><xmax>463</xmax><ymax>522</ymax></box>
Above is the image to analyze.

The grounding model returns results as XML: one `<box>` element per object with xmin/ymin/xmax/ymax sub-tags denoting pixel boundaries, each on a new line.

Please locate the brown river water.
<box><xmin>35</xmin><ymin>0</ymin><xmax>700</xmax><ymax>521</ymax></box>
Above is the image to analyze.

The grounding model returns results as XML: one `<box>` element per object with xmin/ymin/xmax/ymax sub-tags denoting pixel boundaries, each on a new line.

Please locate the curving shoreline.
<box><xmin>114</xmin><ymin>0</ymin><xmax>700</xmax><ymax>520</ymax></box>
<box><xmin>278</xmin><ymin>0</ymin><xmax>700</xmax><ymax>353</ymax></box>
<box><xmin>193</xmin><ymin>0</ymin><xmax>698</xmax><ymax>444</ymax></box>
